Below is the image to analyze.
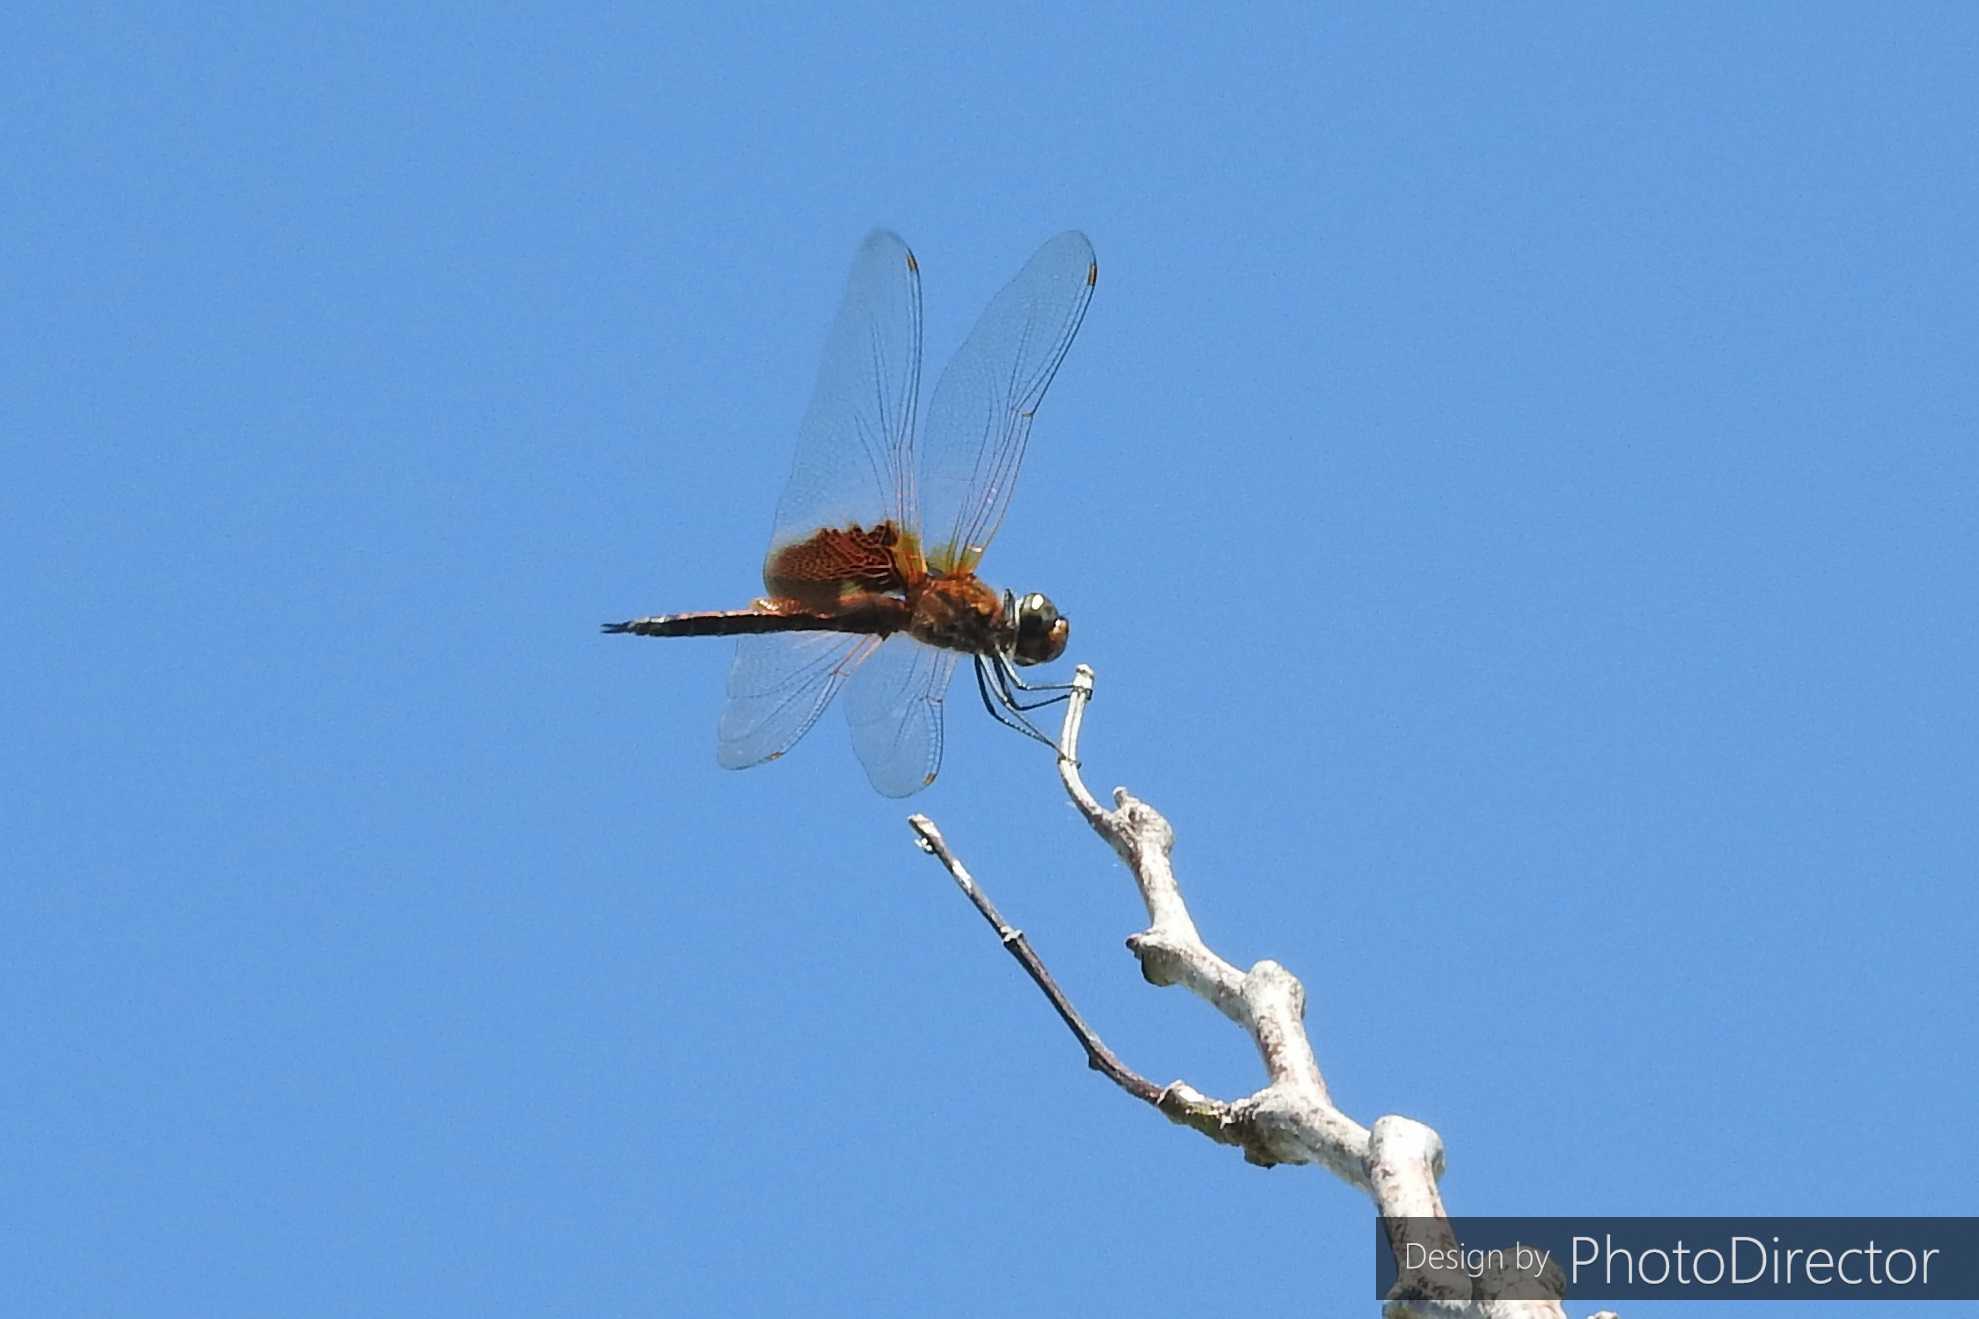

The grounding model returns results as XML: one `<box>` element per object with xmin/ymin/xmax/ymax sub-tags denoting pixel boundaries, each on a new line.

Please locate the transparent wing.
<box><xmin>919</xmin><ymin>231</ymin><xmax>1096</xmax><ymax>573</ymax></box>
<box><xmin>717</xmin><ymin>631</ymin><xmax>883</xmax><ymax>770</ymax></box>
<box><xmin>842</xmin><ymin>633</ymin><xmax>962</xmax><ymax>797</ymax></box>
<box><xmin>766</xmin><ymin>230</ymin><xmax>923</xmax><ymax>564</ymax></box>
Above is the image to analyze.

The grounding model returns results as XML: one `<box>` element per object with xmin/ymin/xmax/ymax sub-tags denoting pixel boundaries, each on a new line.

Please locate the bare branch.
<box><xmin>907</xmin><ymin>814</ymin><xmax>1162</xmax><ymax>1105</ymax></box>
<box><xmin>910</xmin><ymin>663</ymin><xmax>1614</xmax><ymax>1319</ymax></box>
<box><xmin>1051</xmin><ymin>666</ymin><xmax>1372</xmax><ymax>1179</ymax></box>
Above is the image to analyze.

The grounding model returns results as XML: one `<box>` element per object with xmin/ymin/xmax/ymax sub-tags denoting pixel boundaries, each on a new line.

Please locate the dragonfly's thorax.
<box><xmin>908</xmin><ymin>574</ymin><xmax>1010</xmax><ymax>656</ymax></box>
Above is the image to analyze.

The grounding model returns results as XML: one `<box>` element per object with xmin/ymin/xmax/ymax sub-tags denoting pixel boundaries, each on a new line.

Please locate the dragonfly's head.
<box><xmin>1009</xmin><ymin>591</ymin><xmax>1069</xmax><ymax>666</ymax></box>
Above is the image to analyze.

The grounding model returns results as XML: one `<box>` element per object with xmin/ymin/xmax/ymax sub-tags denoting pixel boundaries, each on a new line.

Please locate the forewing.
<box><xmin>919</xmin><ymin>231</ymin><xmax>1096</xmax><ymax>573</ymax></box>
<box><xmin>717</xmin><ymin>631</ymin><xmax>882</xmax><ymax>770</ymax></box>
<box><xmin>842</xmin><ymin>633</ymin><xmax>962</xmax><ymax>798</ymax></box>
<box><xmin>767</xmin><ymin>230</ymin><xmax>923</xmax><ymax>564</ymax></box>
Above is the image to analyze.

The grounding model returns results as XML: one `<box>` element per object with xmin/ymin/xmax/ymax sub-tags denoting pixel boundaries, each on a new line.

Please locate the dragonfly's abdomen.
<box><xmin>602</xmin><ymin>596</ymin><xmax>909</xmax><ymax>639</ymax></box>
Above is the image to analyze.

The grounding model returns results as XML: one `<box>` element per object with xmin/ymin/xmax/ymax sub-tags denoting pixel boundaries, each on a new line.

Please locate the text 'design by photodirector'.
<box><xmin>1375</xmin><ymin>1217</ymin><xmax>1979</xmax><ymax>1302</ymax></box>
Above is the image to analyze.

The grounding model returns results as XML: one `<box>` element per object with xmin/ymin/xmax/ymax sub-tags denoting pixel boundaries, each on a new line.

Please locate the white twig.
<box><xmin>909</xmin><ymin>664</ymin><xmax>1617</xmax><ymax>1319</ymax></box>
<box><xmin>907</xmin><ymin>814</ymin><xmax>1162</xmax><ymax>1105</ymax></box>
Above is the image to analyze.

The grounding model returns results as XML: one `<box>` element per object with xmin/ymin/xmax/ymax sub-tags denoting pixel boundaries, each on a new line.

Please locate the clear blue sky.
<box><xmin>6</xmin><ymin>6</ymin><xmax>1974</xmax><ymax>1316</ymax></box>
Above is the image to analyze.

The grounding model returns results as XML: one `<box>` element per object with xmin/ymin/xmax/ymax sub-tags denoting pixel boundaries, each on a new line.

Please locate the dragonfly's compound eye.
<box><xmin>1013</xmin><ymin>592</ymin><xmax>1069</xmax><ymax>665</ymax></box>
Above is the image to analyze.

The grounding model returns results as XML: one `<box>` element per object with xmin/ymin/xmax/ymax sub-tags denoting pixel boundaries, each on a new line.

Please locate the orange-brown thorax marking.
<box><xmin>906</xmin><ymin>574</ymin><xmax>1007</xmax><ymax>656</ymax></box>
<box><xmin>762</xmin><ymin>521</ymin><xmax>925</xmax><ymax>610</ymax></box>
<box><xmin>758</xmin><ymin>522</ymin><xmax>1007</xmax><ymax>656</ymax></box>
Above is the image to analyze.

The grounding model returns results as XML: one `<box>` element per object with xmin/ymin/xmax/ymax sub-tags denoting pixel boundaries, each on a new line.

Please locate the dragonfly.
<box><xmin>605</xmin><ymin>230</ymin><xmax>1097</xmax><ymax>797</ymax></box>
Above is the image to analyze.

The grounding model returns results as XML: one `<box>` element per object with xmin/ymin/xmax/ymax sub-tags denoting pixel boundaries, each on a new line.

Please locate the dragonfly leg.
<box><xmin>988</xmin><ymin>651</ymin><xmax>1076</xmax><ymax>711</ymax></box>
<box><xmin>974</xmin><ymin>655</ymin><xmax>1060</xmax><ymax>749</ymax></box>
